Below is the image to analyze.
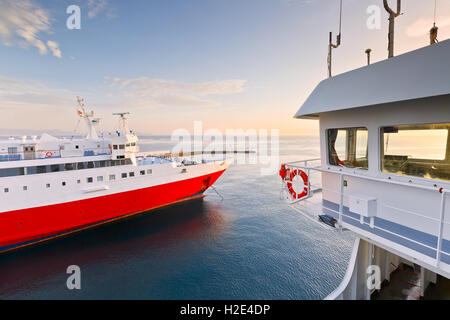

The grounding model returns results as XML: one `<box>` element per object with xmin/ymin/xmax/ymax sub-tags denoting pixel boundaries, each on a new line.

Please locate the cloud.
<box><xmin>47</xmin><ymin>40</ymin><xmax>61</xmax><ymax>58</ymax></box>
<box><xmin>0</xmin><ymin>76</ymin><xmax>72</xmax><ymax>106</ymax></box>
<box><xmin>0</xmin><ymin>0</ymin><xmax>61</xmax><ymax>57</ymax></box>
<box><xmin>88</xmin><ymin>0</ymin><xmax>116</xmax><ymax>19</ymax></box>
<box><xmin>406</xmin><ymin>16</ymin><xmax>450</xmax><ymax>38</ymax></box>
<box><xmin>0</xmin><ymin>76</ymin><xmax>81</xmax><ymax>132</ymax></box>
<box><xmin>105</xmin><ymin>77</ymin><xmax>246</xmax><ymax>108</ymax></box>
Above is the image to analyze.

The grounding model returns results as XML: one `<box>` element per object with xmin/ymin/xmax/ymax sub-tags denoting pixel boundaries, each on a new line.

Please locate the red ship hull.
<box><xmin>0</xmin><ymin>169</ymin><xmax>226</xmax><ymax>253</ymax></box>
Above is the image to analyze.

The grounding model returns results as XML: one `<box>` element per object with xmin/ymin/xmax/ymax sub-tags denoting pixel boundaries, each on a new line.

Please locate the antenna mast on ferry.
<box><xmin>327</xmin><ymin>0</ymin><xmax>343</xmax><ymax>78</ymax></box>
<box><xmin>113</xmin><ymin>112</ymin><xmax>131</xmax><ymax>135</ymax></box>
<box><xmin>76</xmin><ymin>96</ymin><xmax>99</xmax><ymax>140</ymax></box>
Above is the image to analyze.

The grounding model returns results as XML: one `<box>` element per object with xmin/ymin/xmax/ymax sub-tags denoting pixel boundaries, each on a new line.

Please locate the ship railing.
<box><xmin>0</xmin><ymin>147</ymin><xmax>111</xmax><ymax>162</ymax></box>
<box><xmin>283</xmin><ymin>158</ymin><xmax>450</xmax><ymax>269</ymax></box>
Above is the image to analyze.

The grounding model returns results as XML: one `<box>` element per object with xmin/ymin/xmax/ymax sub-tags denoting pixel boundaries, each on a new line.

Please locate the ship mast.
<box><xmin>77</xmin><ymin>96</ymin><xmax>99</xmax><ymax>140</ymax></box>
<box><xmin>112</xmin><ymin>112</ymin><xmax>131</xmax><ymax>136</ymax></box>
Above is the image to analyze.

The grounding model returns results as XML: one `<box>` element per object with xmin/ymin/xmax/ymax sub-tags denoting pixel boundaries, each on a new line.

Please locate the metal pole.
<box><xmin>436</xmin><ymin>190</ymin><xmax>447</xmax><ymax>266</ymax></box>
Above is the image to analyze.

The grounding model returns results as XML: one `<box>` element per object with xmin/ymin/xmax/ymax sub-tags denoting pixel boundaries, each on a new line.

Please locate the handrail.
<box><xmin>286</xmin><ymin>159</ymin><xmax>450</xmax><ymax>194</ymax></box>
<box><xmin>285</xmin><ymin>158</ymin><xmax>450</xmax><ymax>268</ymax></box>
<box><xmin>325</xmin><ymin>238</ymin><xmax>361</xmax><ymax>300</ymax></box>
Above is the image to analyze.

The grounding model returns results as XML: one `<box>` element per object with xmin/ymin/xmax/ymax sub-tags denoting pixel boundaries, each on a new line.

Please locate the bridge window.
<box><xmin>381</xmin><ymin>123</ymin><xmax>449</xmax><ymax>181</ymax></box>
<box><xmin>37</xmin><ymin>166</ymin><xmax>47</xmax><ymax>174</ymax></box>
<box><xmin>327</xmin><ymin>127</ymin><xmax>368</xmax><ymax>169</ymax></box>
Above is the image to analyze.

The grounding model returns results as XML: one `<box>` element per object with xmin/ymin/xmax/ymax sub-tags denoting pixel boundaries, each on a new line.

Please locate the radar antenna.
<box><xmin>113</xmin><ymin>112</ymin><xmax>131</xmax><ymax>134</ymax></box>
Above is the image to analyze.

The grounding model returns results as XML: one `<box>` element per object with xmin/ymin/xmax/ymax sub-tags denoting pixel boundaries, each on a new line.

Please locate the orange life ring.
<box><xmin>45</xmin><ymin>151</ymin><xmax>53</xmax><ymax>158</ymax></box>
<box><xmin>286</xmin><ymin>169</ymin><xmax>308</xmax><ymax>200</ymax></box>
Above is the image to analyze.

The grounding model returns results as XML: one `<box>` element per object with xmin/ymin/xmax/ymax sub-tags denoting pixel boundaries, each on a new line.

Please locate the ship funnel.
<box><xmin>383</xmin><ymin>0</ymin><xmax>402</xmax><ymax>58</ymax></box>
<box><xmin>327</xmin><ymin>0</ymin><xmax>343</xmax><ymax>78</ymax></box>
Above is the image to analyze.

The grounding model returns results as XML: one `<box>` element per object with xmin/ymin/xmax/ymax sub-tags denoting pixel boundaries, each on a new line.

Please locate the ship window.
<box><xmin>129</xmin><ymin>172</ymin><xmax>135</xmax><ymax>177</ymax></box>
<box><xmin>97</xmin><ymin>176</ymin><xmax>103</xmax><ymax>182</ymax></box>
<box><xmin>125</xmin><ymin>158</ymin><xmax>132</xmax><ymax>165</ymax></box>
<box><xmin>75</xmin><ymin>145</ymin><xmax>79</xmax><ymax>149</ymax></box>
<box><xmin>113</xmin><ymin>145</ymin><xmax>118</xmax><ymax>150</ymax></box>
<box><xmin>0</xmin><ymin>167</ymin><xmax>25</xmax><ymax>177</ymax></box>
<box><xmin>46</xmin><ymin>183</ymin><xmax>50</xmax><ymax>188</ymax></box>
<box><xmin>122</xmin><ymin>173</ymin><xmax>127</xmax><ymax>178</ymax></box>
<box><xmin>8</xmin><ymin>147</ymin><xmax>17</xmax><ymax>154</ymax></box>
<box><xmin>77</xmin><ymin>180</ymin><xmax>81</xmax><ymax>184</ymax></box>
<box><xmin>140</xmin><ymin>170</ymin><xmax>145</xmax><ymax>175</ymax></box>
<box><xmin>99</xmin><ymin>161</ymin><xmax>106</xmax><ymax>168</ymax></box>
<box><xmin>77</xmin><ymin>162</ymin><xmax>85</xmax><ymax>170</ymax></box>
<box><xmin>62</xmin><ymin>181</ymin><xmax>66</xmax><ymax>186</ymax></box>
<box><xmin>327</xmin><ymin>127</ymin><xmax>368</xmax><ymax>169</ymax></box>
<box><xmin>4</xmin><ymin>188</ymin><xmax>8</xmax><ymax>193</ymax></box>
<box><xmin>23</xmin><ymin>186</ymin><xmax>27</xmax><ymax>191</ymax></box>
<box><xmin>147</xmin><ymin>169</ymin><xmax>152</xmax><ymax>174</ymax></box>
<box><xmin>87</xmin><ymin>177</ymin><xmax>93</xmax><ymax>183</ymax></box>
<box><xmin>37</xmin><ymin>165</ymin><xmax>47</xmax><ymax>174</ymax></box>
<box><xmin>65</xmin><ymin>163</ymin><xmax>74</xmax><ymax>171</ymax></box>
<box><xmin>87</xmin><ymin>162</ymin><xmax>94</xmax><ymax>169</ymax></box>
<box><xmin>51</xmin><ymin>164</ymin><xmax>61</xmax><ymax>172</ymax></box>
<box><xmin>381</xmin><ymin>123</ymin><xmax>450</xmax><ymax>181</ymax></box>
<box><xmin>109</xmin><ymin>174</ymin><xmax>115</xmax><ymax>180</ymax></box>
<box><xmin>131</xmin><ymin>142</ymin><xmax>136</xmax><ymax>146</ymax></box>
<box><xmin>119</xmin><ymin>144</ymin><xmax>125</xmax><ymax>150</ymax></box>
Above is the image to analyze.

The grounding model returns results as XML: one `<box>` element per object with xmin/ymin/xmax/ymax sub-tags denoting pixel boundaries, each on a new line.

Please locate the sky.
<box><xmin>0</xmin><ymin>0</ymin><xmax>449</xmax><ymax>136</ymax></box>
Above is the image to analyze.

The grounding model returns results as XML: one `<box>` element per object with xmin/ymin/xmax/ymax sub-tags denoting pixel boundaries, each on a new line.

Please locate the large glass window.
<box><xmin>328</xmin><ymin>127</ymin><xmax>368</xmax><ymax>169</ymax></box>
<box><xmin>381</xmin><ymin>123</ymin><xmax>450</xmax><ymax>181</ymax></box>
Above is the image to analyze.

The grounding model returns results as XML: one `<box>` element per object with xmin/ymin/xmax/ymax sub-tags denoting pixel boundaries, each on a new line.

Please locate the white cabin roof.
<box><xmin>294</xmin><ymin>38</ymin><xmax>450</xmax><ymax>119</ymax></box>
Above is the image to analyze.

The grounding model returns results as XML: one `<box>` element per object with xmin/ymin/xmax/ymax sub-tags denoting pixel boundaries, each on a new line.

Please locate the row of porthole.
<box><xmin>3</xmin><ymin>169</ymin><xmax>153</xmax><ymax>193</ymax></box>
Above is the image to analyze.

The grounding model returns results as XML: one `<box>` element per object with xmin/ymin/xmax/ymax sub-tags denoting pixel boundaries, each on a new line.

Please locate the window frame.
<box><xmin>379</xmin><ymin>122</ymin><xmax>450</xmax><ymax>183</ymax></box>
<box><xmin>326</xmin><ymin>126</ymin><xmax>369</xmax><ymax>170</ymax></box>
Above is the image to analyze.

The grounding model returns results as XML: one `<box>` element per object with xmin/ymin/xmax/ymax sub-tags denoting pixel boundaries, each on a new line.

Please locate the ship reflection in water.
<box><xmin>0</xmin><ymin>199</ymin><xmax>229</xmax><ymax>299</ymax></box>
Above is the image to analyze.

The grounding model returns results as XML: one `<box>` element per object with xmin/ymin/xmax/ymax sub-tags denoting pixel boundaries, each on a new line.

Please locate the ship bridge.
<box><xmin>284</xmin><ymin>39</ymin><xmax>450</xmax><ymax>299</ymax></box>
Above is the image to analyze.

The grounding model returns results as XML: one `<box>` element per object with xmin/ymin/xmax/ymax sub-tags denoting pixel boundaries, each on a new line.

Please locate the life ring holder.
<box><xmin>286</xmin><ymin>169</ymin><xmax>309</xmax><ymax>200</ymax></box>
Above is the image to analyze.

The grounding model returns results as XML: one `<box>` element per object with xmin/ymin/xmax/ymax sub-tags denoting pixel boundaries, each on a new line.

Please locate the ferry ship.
<box><xmin>280</xmin><ymin>21</ymin><xmax>450</xmax><ymax>298</ymax></box>
<box><xmin>0</xmin><ymin>99</ymin><xmax>232</xmax><ymax>254</ymax></box>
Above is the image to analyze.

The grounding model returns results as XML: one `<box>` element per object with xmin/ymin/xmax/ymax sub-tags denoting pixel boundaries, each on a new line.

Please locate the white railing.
<box><xmin>282</xmin><ymin>158</ymin><xmax>450</xmax><ymax>268</ymax></box>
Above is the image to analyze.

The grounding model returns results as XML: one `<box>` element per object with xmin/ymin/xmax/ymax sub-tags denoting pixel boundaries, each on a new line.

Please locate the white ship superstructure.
<box><xmin>281</xmin><ymin>39</ymin><xmax>450</xmax><ymax>299</ymax></box>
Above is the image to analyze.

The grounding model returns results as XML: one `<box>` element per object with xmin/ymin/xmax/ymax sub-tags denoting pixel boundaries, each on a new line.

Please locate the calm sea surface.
<box><xmin>0</xmin><ymin>136</ymin><xmax>354</xmax><ymax>299</ymax></box>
